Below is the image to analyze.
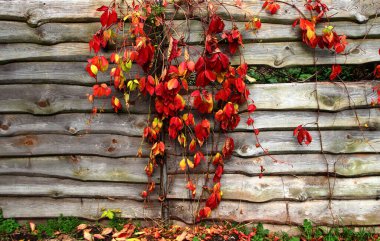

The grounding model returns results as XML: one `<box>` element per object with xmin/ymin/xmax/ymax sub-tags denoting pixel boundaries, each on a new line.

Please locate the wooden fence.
<box><xmin>0</xmin><ymin>0</ymin><xmax>380</xmax><ymax>229</ymax></box>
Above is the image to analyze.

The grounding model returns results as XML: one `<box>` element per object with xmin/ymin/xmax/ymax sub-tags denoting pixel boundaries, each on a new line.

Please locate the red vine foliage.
<box><xmin>84</xmin><ymin>0</ymin><xmax>379</xmax><ymax>222</ymax></box>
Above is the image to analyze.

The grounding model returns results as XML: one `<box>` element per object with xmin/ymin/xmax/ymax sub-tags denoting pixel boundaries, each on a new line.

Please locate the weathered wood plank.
<box><xmin>0</xmin><ymin>62</ymin><xmax>143</xmax><ymax>85</ymax></box>
<box><xmin>0</xmin><ymin>113</ymin><xmax>147</xmax><ymax>137</ymax></box>
<box><xmin>172</xmin><ymin>19</ymin><xmax>380</xmax><ymax>44</ymax></box>
<box><xmin>243</xmin><ymin>81</ymin><xmax>377</xmax><ymax>112</ymax></box>
<box><xmin>228</xmin><ymin>131</ymin><xmax>380</xmax><ymax>157</ymax></box>
<box><xmin>1</xmin><ymin>19</ymin><xmax>379</xmax><ymax>45</ymax></box>
<box><xmin>2</xmin><ymin>39</ymin><xmax>380</xmax><ymax>66</ymax></box>
<box><xmin>0</xmin><ymin>197</ymin><xmax>160</xmax><ymax>220</ymax></box>
<box><xmin>0</xmin><ymin>131</ymin><xmax>378</xmax><ymax>157</ymax></box>
<box><xmin>183</xmin><ymin>39</ymin><xmax>380</xmax><ymax>67</ymax></box>
<box><xmin>167</xmin><ymin>175</ymin><xmax>380</xmax><ymax>202</ymax></box>
<box><xmin>0</xmin><ymin>156</ymin><xmax>158</xmax><ymax>183</ymax></box>
<box><xmin>170</xmin><ymin>200</ymin><xmax>380</xmax><ymax>225</ymax></box>
<box><xmin>166</xmin><ymin>130</ymin><xmax>380</xmax><ymax>157</ymax></box>
<box><xmin>0</xmin><ymin>134</ymin><xmax>148</xmax><ymax>157</ymax></box>
<box><xmin>0</xmin><ymin>0</ymin><xmax>377</xmax><ymax>26</ymax></box>
<box><xmin>1</xmin><ymin>109</ymin><xmax>378</xmax><ymax>137</ymax></box>
<box><xmin>0</xmin><ymin>22</ymin><xmax>99</xmax><ymax>44</ymax></box>
<box><xmin>167</xmin><ymin>154</ymin><xmax>380</xmax><ymax>177</ymax></box>
<box><xmin>0</xmin><ymin>43</ymin><xmax>92</xmax><ymax>64</ymax></box>
<box><xmin>0</xmin><ymin>175</ymin><xmax>153</xmax><ymax>199</ymax></box>
<box><xmin>0</xmin><ymin>82</ymin><xmax>376</xmax><ymax>114</ymax></box>
<box><xmin>179</xmin><ymin>0</ymin><xmax>380</xmax><ymax>23</ymax></box>
<box><xmin>0</xmin><ymin>84</ymin><xmax>151</xmax><ymax>115</ymax></box>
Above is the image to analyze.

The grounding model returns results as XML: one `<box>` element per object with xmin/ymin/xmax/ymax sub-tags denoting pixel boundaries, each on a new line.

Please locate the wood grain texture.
<box><xmin>0</xmin><ymin>175</ymin><xmax>154</xmax><ymax>199</ymax></box>
<box><xmin>172</xmin><ymin>18</ymin><xmax>380</xmax><ymax>44</ymax></box>
<box><xmin>0</xmin><ymin>62</ymin><xmax>143</xmax><ymax>85</ymax></box>
<box><xmin>166</xmin><ymin>130</ymin><xmax>380</xmax><ymax>157</ymax></box>
<box><xmin>1</xmin><ymin>108</ymin><xmax>378</xmax><ymax>137</ymax></box>
<box><xmin>0</xmin><ymin>130</ymin><xmax>378</xmax><ymax>157</ymax></box>
<box><xmin>170</xmin><ymin>200</ymin><xmax>380</xmax><ymax>225</ymax></box>
<box><xmin>178</xmin><ymin>0</ymin><xmax>380</xmax><ymax>23</ymax></box>
<box><xmin>167</xmin><ymin>175</ymin><xmax>380</xmax><ymax>202</ymax></box>
<box><xmin>167</xmin><ymin>154</ymin><xmax>380</xmax><ymax>177</ymax></box>
<box><xmin>244</xmin><ymin>81</ymin><xmax>377</xmax><ymax>112</ymax></box>
<box><xmin>0</xmin><ymin>156</ymin><xmax>158</xmax><ymax>183</ymax></box>
<box><xmin>0</xmin><ymin>197</ymin><xmax>160</xmax><ymax>220</ymax></box>
<box><xmin>1</xmin><ymin>19</ymin><xmax>379</xmax><ymax>44</ymax></box>
<box><xmin>0</xmin><ymin>113</ymin><xmax>147</xmax><ymax>137</ymax></box>
<box><xmin>183</xmin><ymin>39</ymin><xmax>380</xmax><ymax>67</ymax></box>
<box><xmin>2</xmin><ymin>39</ymin><xmax>380</xmax><ymax>66</ymax></box>
<box><xmin>0</xmin><ymin>84</ymin><xmax>151</xmax><ymax>115</ymax></box>
<box><xmin>0</xmin><ymin>22</ymin><xmax>99</xmax><ymax>44</ymax></box>
<box><xmin>0</xmin><ymin>0</ymin><xmax>377</xmax><ymax>26</ymax></box>
<box><xmin>0</xmin><ymin>134</ymin><xmax>149</xmax><ymax>157</ymax></box>
<box><xmin>0</xmin><ymin>130</ymin><xmax>378</xmax><ymax>158</ymax></box>
<box><xmin>0</xmin><ymin>82</ymin><xmax>376</xmax><ymax>114</ymax></box>
<box><xmin>0</xmin><ymin>43</ymin><xmax>92</xmax><ymax>64</ymax></box>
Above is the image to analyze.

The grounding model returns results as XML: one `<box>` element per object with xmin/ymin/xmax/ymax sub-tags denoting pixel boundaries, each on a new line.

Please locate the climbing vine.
<box><xmin>84</xmin><ymin>0</ymin><xmax>378</xmax><ymax>222</ymax></box>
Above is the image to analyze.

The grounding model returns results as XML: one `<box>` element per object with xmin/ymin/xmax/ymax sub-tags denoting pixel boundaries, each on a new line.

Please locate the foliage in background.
<box><xmin>248</xmin><ymin>64</ymin><xmax>379</xmax><ymax>84</ymax></box>
<box><xmin>1</xmin><ymin>214</ymin><xmax>379</xmax><ymax>241</ymax></box>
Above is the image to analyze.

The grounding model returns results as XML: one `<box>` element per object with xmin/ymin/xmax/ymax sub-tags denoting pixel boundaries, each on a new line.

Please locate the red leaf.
<box><xmin>97</xmin><ymin>6</ymin><xmax>118</xmax><ymax>27</ymax></box>
<box><xmin>213</xmin><ymin>165</ymin><xmax>223</xmax><ymax>183</ymax></box>
<box><xmin>222</xmin><ymin>137</ymin><xmax>234</xmax><ymax>158</ymax></box>
<box><xmin>293</xmin><ymin>125</ymin><xmax>312</xmax><ymax>145</ymax></box>
<box><xmin>247</xmin><ymin>103</ymin><xmax>256</xmax><ymax>113</ymax></box>
<box><xmin>329</xmin><ymin>64</ymin><xmax>342</xmax><ymax>81</ymax></box>
<box><xmin>208</xmin><ymin>15</ymin><xmax>225</xmax><ymax>34</ymax></box>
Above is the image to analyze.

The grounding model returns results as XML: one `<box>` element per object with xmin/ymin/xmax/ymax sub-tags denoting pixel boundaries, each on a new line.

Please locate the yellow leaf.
<box><xmin>306</xmin><ymin>29</ymin><xmax>315</xmax><ymax>40</ymax></box>
<box><xmin>179</xmin><ymin>158</ymin><xmax>187</xmax><ymax>171</ymax></box>
<box><xmin>90</xmin><ymin>65</ymin><xmax>98</xmax><ymax>75</ymax></box>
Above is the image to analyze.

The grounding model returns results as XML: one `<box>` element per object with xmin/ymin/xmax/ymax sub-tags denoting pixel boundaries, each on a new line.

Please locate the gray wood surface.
<box><xmin>0</xmin><ymin>109</ymin><xmax>378</xmax><ymax>137</ymax></box>
<box><xmin>2</xmin><ymin>40</ymin><xmax>380</xmax><ymax>66</ymax></box>
<box><xmin>0</xmin><ymin>175</ymin><xmax>155</xmax><ymax>199</ymax></box>
<box><xmin>0</xmin><ymin>197</ymin><xmax>161</xmax><ymax>220</ymax></box>
<box><xmin>170</xmin><ymin>200</ymin><xmax>380</xmax><ymax>225</ymax></box>
<box><xmin>0</xmin><ymin>130</ymin><xmax>378</xmax><ymax>157</ymax></box>
<box><xmin>0</xmin><ymin>0</ymin><xmax>377</xmax><ymax>26</ymax></box>
<box><xmin>167</xmin><ymin>175</ymin><xmax>380</xmax><ymax>202</ymax></box>
<box><xmin>0</xmin><ymin>62</ymin><xmax>143</xmax><ymax>85</ymax></box>
<box><xmin>166</xmin><ymin>130</ymin><xmax>380</xmax><ymax>157</ymax></box>
<box><xmin>167</xmin><ymin>154</ymin><xmax>380</xmax><ymax>177</ymax></box>
<box><xmin>172</xmin><ymin>19</ymin><xmax>380</xmax><ymax>44</ymax></box>
<box><xmin>0</xmin><ymin>156</ymin><xmax>159</xmax><ymax>183</ymax></box>
<box><xmin>0</xmin><ymin>82</ymin><xmax>376</xmax><ymax>114</ymax></box>
<box><xmin>1</xmin><ymin>19</ymin><xmax>379</xmax><ymax>44</ymax></box>
<box><xmin>0</xmin><ymin>113</ymin><xmax>147</xmax><ymax>137</ymax></box>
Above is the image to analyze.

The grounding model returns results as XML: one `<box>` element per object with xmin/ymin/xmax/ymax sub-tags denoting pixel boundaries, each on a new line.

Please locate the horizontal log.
<box><xmin>0</xmin><ymin>197</ymin><xmax>161</xmax><ymax>220</ymax></box>
<box><xmin>172</xmin><ymin>19</ymin><xmax>380</xmax><ymax>44</ymax></box>
<box><xmin>170</xmin><ymin>200</ymin><xmax>380</xmax><ymax>225</ymax></box>
<box><xmin>2</xmin><ymin>19</ymin><xmax>379</xmax><ymax>45</ymax></box>
<box><xmin>0</xmin><ymin>62</ymin><xmax>143</xmax><ymax>85</ymax></box>
<box><xmin>0</xmin><ymin>130</ymin><xmax>378</xmax><ymax>157</ymax></box>
<box><xmin>2</xmin><ymin>39</ymin><xmax>380</xmax><ymax>66</ymax></box>
<box><xmin>183</xmin><ymin>39</ymin><xmax>380</xmax><ymax>67</ymax></box>
<box><xmin>167</xmin><ymin>175</ymin><xmax>380</xmax><ymax>202</ymax></box>
<box><xmin>0</xmin><ymin>21</ymin><xmax>99</xmax><ymax>44</ymax></box>
<box><xmin>0</xmin><ymin>113</ymin><xmax>147</xmax><ymax>137</ymax></box>
<box><xmin>1</xmin><ymin>108</ymin><xmax>378</xmax><ymax>137</ymax></box>
<box><xmin>0</xmin><ymin>84</ymin><xmax>151</xmax><ymax>115</ymax></box>
<box><xmin>167</xmin><ymin>154</ymin><xmax>380</xmax><ymax>177</ymax></box>
<box><xmin>0</xmin><ymin>175</ymin><xmax>153</xmax><ymax>199</ymax></box>
<box><xmin>0</xmin><ymin>0</ymin><xmax>377</xmax><ymax>26</ymax></box>
<box><xmin>181</xmin><ymin>0</ymin><xmax>380</xmax><ymax>23</ymax></box>
<box><xmin>166</xmin><ymin>130</ymin><xmax>380</xmax><ymax>157</ymax></box>
<box><xmin>0</xmin><ymin>134</ymin><xmax>149</xmax><ymax>158</ymax></box>
<box><xmin>0</xmin><ymin>81</ymin><xmax>377</xmax><ymax>114</ymax></box>
<box><xmin>0</xmin><ymin>156</ymin><xmax>158</xmax><ymax>183</ymax></box>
